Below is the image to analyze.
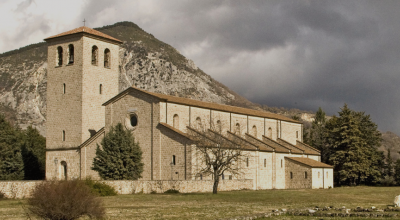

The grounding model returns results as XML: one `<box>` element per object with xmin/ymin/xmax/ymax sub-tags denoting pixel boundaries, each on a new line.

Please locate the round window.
<box><xmin>130</xmin><ymin>115</ymin><xmax>138</xmax><ymax>127</ymax></box>
<box><xmin>125</xmin><ymin>113</ymin><xmax>138</xmax><ymax>130</ymax></box>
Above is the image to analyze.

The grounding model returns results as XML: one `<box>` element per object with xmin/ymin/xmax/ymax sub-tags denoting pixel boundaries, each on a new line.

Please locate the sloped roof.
<box><xmin>44</xmin><ymin>26</ymin><xmax>123</xmax><ymax>44</ymax></box>
<box><xmin>158</xmin><ymin>123</ymin><xmax>193</xmax><ymax>140</ymax></box>
<box><xmin>285</xmin><ymin>157</ymin><xmax>333</xmax><ymax>168</ymax></box>
<box><xmin>261</xmin><ymin>135</ymin><xmax>299</xmax><ymax>154</ymax></box>
<box><xmin>103</xmin><ymin>86</ymin><xmax>301</xmax><ymax>124</ymax></box>
<box><xmin>244</xmin><ymin>133</ymin><xmax>275</xmax><ymax>152</ymax></box>
<box><xmin>79</xmin><ymin>127</ymin><xmax>105</xmax><ymax>149</ymax></box>
<box><xmin>296</xmin><ymin>140</ymin><xmax>321</xmax><ymax>154</ymax></box>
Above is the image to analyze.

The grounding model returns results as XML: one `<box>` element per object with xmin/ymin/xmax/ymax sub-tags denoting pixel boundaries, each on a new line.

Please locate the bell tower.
<box><xmin>44</xmin><ymin>26</ymin><xmax>122</xmax><ymax>179</ymax></box>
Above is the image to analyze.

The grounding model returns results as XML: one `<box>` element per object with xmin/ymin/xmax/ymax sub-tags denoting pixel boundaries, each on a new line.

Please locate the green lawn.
<box><xmin>1</xmin><ymin>186</ymin><xmax>400</xmax><ymax>219</ymax></box>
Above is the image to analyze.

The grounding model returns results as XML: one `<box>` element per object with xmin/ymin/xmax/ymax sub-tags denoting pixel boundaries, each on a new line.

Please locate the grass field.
<box><xmin>1</xmin><ymin>186</ymin><xmax>400</xmax><ymax>219</ymax></box>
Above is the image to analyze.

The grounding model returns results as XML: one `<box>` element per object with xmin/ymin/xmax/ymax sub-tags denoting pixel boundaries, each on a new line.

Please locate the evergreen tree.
<box><xmin>394</xmin><ymin>159</ymin><xmax>400</xmax><ymax>184</ymax></box>
<box><xmin>92</xmin><ymin>123</ymin><xmax>144</xmax><ymax>180</ymax></box>
<box><xmin>310</xmin><ymin>107</ymin><xmax>328</xmax><ymax>162</ymax></box>
<box><xmin>0</xmin><ymin>114</ymin><xmax>24</xmax><ymax>180</ymax></box>
<box><xmin>325</xmin><ymin>104</ymin><xmax>382</xmax><ymax>186</ymax></box>
<box><xmin>385</xmin><ymin>149</ymin><xmax>394</xmax><ymax>177</ymax></box>
<box><xmin>21</xmin><ymin>126</ymin><xmax>46</xmax><ymax>180</ymax></box>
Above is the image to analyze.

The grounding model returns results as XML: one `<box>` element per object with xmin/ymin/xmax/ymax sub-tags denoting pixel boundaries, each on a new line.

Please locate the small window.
<box><xmin>318</xmin><ymin>172</ymin><xmax>320</xmax><ymax>178</ymax></box>
<box><xmin>281</xmin><ymin>159</ymin><xmax>283</xmax><ymax>168</ymax></box>
<box><xmin>290</xmin><ymin>172</ymin><xmax>293</xmax><ymax>179</ymax></box>
<box><xmin>57</xmin><ymin>46</ymin><xmax>63</xmax><ymax>66</ymax></box>
<box><xmin>326</xmin><ymin>172</ymin><xmax>328</xmax><ymax>178</ymax></box>
<box><xmin>104</xmin><ymin>48</ymin><xmax>110</xmax><ymax>68</ymax></box>
<box><xmin>229</xmin><ymin>175</ymin><xmax>232</xmax><ymax>180</ymax></box>
<box><xmin>296</xmin><ymin>131</ymin><xmax>299</xmax><ymax>139</ymax></box>
<box><xmin>68</xmin><ymin>44</ymin><xmax>74</xmax><ymax>64</ymax></box>
<box><xmin>63</xmin><ymin>83</ymin><xmax>66</xmax><ymax>94</ymax></box>
<box><xmin>200</xmin><ymin>174</ymin><xmax>203</xmax><ymax>180</ymax></box>
<box><xmin>172</xmin><ymin>155</ymin><xmax>176</xmax><ymax>165</ymax></box>
<box><xmin>264</xmin><ymin>159</ymin><xmax>266</xmax><ymax>167</ymax></box>
<box><xmin>222</xmin><ymin>174</ymin><xmax>225</xmax><ymax>180</ymax></box>
<box><xmin>196</xmin><ymin>117</ymin><xmax>202</xmax><ymax>129</ymax></box>
<box><xmin>173</xmin><ymin>114</ymin><xmax>179</xmax><ymax>129</ymax></box>
<box><xmin>92</xmin><ymin>46</ymin><xmax>98</xmax><ymax>65</ymax></box>
<box><xmin>130</xmin><ymin>114</ymin><xmax>138</xmax><ymax>127</ymax></box>
<box><xmin>235</xmin><ymin>123</ymin><xmax>241</xmax><ymax>135</ymax></box>
<box><xmin>99</xmin><ymin>84</ymin><xmax>102</xmax><ymax>94</ymax></box>
<box><xmin>267</xmin><ymin>127</ymin><xmax>272</xmax><ymax>139</ymax></box>
<box><xmin>305</xmin><ymin>171</ymin><xmax>308</xmax><ymax>179</ymax></box>
<box><xmin>216</xmin><ymin>120</ymin><xmax>222</xmax><ymax>132</ymax></box>
<box><xmin>246</xmin><ymin>157</ymin><xmax>249</xmax><ymax>167</ymax></box>
<box><xmin>252</xmin><ymin>125</ymin><xmax>257</xmax><ymax>137</ymax></box>
<box><xmin>62</xmin><ymin>130</ymin><xmax>65</xmax><ymax>141</ymax></box>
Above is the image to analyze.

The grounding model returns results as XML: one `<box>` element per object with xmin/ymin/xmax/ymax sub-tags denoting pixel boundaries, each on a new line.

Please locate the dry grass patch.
<box><xmin>1</xmin><ymin>186</ymin><xmax>400</xmax><ymax>219</ymax></box>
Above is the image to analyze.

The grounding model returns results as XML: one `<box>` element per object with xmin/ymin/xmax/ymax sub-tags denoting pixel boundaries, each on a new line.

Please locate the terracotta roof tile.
<box><xmin>44</xmin><ymin>26</ymin><xmax>122</xmax><ymax>43</ymax></box>
<box><xmin>103</xmin><ymin>86</ymin><xmax>301</xmax><ymax>124</ymax></box>
<box><xmin>285</xmin><ymin>157</ymin><xmax>333</xmax><ymax>168</ymax></box>
<box><xmin>296</xmin><ymin>141</ymin><xmax>321</xmax><ymax>154</ymax></box>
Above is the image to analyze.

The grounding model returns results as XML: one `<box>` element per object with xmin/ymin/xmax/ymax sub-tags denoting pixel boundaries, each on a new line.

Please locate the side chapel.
<box><xmin>44</xmin><ymin>26</ymin><xmax>333</xmax><ymax>189</ymax></box>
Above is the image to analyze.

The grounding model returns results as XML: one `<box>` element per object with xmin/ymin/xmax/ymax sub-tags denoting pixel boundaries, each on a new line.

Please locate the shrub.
<box><xmin>381</xmin><ymin>176</ymin><xmax>396</xmax><ymax>186</ymax></box>
<box><xmin>164</xmin><ymin>189</ymin><xmax>179</xmax><ymax>194</ymax></box>
<box><xmin>84</xmin><ymin>178</ymin><xmax>117</xmax><ymax>196</ymax></box>
<box><xmin>0</xmin><ymin>191</ymin><xmax>5</xmax><ymax>200</ymax></box>
<box><xmin>27</xmin><ymin>180</ymin><xmax>105</xmax><ymax>220</ymax></box>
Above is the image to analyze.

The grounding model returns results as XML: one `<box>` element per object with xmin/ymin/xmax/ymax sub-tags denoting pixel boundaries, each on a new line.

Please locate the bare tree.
<box><xmin>187</xmin><ymin>122</ymin><xmax>252</xmax><ymax>194</ymax></box>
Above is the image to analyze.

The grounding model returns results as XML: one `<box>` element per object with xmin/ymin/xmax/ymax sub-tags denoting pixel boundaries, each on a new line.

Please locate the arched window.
<box><xmin>62</xmin><ymin>130</ymin><xmax>65</xmax><ymax>141</ymax></box>
<box><xmin>267</xmin><ymin>127</ymin><xmax>272</xmax><ymax>139</ymax></box>
<box><xmin>104</xmin><ymin>48</ymin><xmax>110</xmax><ymax>68</ymax></box>
<box><xmin>296</xmin><ymin>131</ymin><xmax>299</xmax><ymax>139</ymax></box>
<box><xmin>281</xmin><ymin>159</ymin><xmax>283</xmax><ymax>168</ymax></box>
<box><xmin>252</xmin><ymin>125</ymin><xmax>257</xmax><ymax>137</ymax></box>
<box><xmin>196</xmin><ymin>117</ymin><xmax>202</xmax><ymax>129</ymax></box>
<box><xmin>264</xmin><ymin>159</ymin><xmax>266</xmax><ymax>167</ymax></box>
<box><xmin>318</xmin><ymin>172</ymin><xmax>320</xmax><ymax>178</ymax></box>
<box><xmin>235</xmin><ymin>123</ymin><xmax>241</xmax><ymax>135</ymax></box>
<box><xmin>326</xmin><ymin>172</ymin><xmax>329</xmax><ymax>178</ymax></box>
<box><xmin>99</xmin><ymin>84</ymin><xmax>102</xmax><ymax>94</ymax></box>
<box><xmin>60</xmin><ymin>161</ymin><xmax>67</xmax><ymax>180</ymax></box>
<box><xmin>305</xmin><ymin>171</ymin><xmax>308</xmax><ymax>179</ymax></box>
<box><xmin>92</xmin><ymin>46</ymin><xmax>98</xmax><ymax>65</ymax></box>
<box><xmin>173</xmin><ymin>114</ymin><xmax>179</xmax><ymax>129</ymax></box>
<box><xmin>216</xmin><ymin>120</ymin><xmax>222</xmax><ymax>132</ymax></box>
<box><xmin>290</xmin><ymin>172</ymin><xmax>293</xmax><ymax>179</ymax></box>
<box><xmin>130</xmin><ymin>114</ymin><xmax>138</xmax><ymax>127</ymax></box>
<box><xmin>68</xmin><ymin>44</ymin><xmax>74</xmax><ymax>64</ymax></box>
<box><xmin>63</xmin><ymin>83</ymin><xmax>66</xmax><ymax>94</ymax></box>
<box><xmin>246</xmin><ymin>157</ymin><xmax>249</xmax><ymax>167</ymax></box>
<box><xmin>222</xmin><ymin>173</ymin><xmax>225</xmax><ymax>180</ymax></box>
<box><xmin>57</xmin><ymin>46</ymin><xmax>63</xmax><ymax>66</ymax></box>
<box><xmin>200</xmin><ymin>174</ymin><xmax>203</xmax><ymax>180</ymax></box>
<box><xmin>172</xmin><ymin>155</ymin><xmax>176</xmax><ymax>165</ymax></box>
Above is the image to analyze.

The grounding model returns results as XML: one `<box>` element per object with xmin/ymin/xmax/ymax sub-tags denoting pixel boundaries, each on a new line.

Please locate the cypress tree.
<box><xmin>0</xmin><ymin>114</ymin><xmax>24</xmax><ymax>180</ymax></box>
<box><xmin>21</xmin><ymin>126</ymin><xmax>46</xmax><ymax>180</ymax></box>
<box><xmin>394</xmin><ymin>159</ymin><xmax>400</xmax><ymax>185</ymax></box>
<box><xmin>92</xmin><ymin>123</ymin><xmax>144</xmax><ymax>180</ymax></box>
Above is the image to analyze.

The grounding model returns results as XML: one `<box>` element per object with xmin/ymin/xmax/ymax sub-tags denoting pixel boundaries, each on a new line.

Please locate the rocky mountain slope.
<box><xmin>0</xmin><ymin>21</ymin><xmax>258</xmax><ymax>135</ymax></box>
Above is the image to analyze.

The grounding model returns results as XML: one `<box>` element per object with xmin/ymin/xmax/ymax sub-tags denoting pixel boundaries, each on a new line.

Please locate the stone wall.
<box><xmin>285</xmin><ymin>158</ymin><xmax>312</xmax><ymax>189</ymax></box>
<box><xmin>0</xmin><ymin>179</ymin><xmax>253</xmax><ymax>199</ymax></box>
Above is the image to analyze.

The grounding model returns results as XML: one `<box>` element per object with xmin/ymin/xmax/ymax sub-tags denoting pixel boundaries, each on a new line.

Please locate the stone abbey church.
<box><xmin>44</xmin><ymin>26</ymin><xmax>333</xmax><ymax>190</ymax></box>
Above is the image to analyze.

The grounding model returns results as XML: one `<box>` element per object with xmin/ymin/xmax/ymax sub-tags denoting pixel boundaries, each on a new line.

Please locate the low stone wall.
<box><xmin>0</xmin><ymin>179</ymin><xmax>253</xmax><ymax>199</ymax></box>
<box><xmin>0</xmin><ymin>181</ymin><xmax>42</xmax><ymax>199</ymax></box>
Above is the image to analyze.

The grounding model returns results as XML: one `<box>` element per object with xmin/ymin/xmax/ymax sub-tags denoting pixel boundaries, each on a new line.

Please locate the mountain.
<box><xmin>0</xmin><ymin>21</ymin><xmax>259</xmax><ymax>135</ymax></box>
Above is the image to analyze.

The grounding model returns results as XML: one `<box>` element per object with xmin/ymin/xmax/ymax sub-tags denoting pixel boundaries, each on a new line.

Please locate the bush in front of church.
<box><xmin>92</xmin><ymin>123</ymin><xmax>144</xmax><ymax>180</ymax></box>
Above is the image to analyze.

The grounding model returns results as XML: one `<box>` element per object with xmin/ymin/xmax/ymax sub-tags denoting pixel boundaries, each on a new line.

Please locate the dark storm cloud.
<box><xmin>78</xmin><ymin>0</ymin><xmax>400</xmax><ymax>134</ymax></box>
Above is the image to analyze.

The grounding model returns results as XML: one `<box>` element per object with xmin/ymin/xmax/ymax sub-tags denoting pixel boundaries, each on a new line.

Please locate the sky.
<box><xmin>1</xmin><ymin>0</ymin><xmax>400</xmax><ymax>134</ymax></box>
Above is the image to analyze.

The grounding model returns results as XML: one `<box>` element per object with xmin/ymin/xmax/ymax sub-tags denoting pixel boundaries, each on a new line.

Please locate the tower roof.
<box><xmin>44</xmin><ymin>26</ymin><xmax>123</xmax><ymax>44</ymax></box>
